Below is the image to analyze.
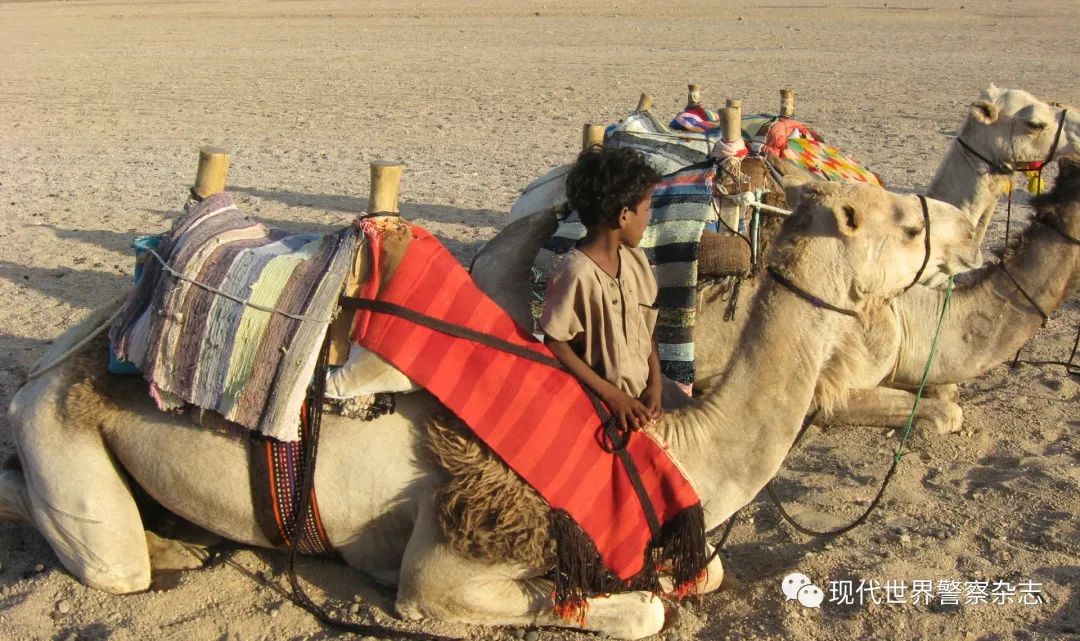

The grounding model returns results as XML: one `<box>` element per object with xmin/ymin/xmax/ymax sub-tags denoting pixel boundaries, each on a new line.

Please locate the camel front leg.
<box><xmin>9</xmin><ymin>379</ymin><xmax>151</xmax><ymax>594</ymax></box>
<box><xmin>824</xmin><ymin>386</ymin><xmax>964</xmax><ymax>434</ymax></box>
<box><xmin>395</xmin><ymin>498</ymin><xmax>665</xmax><ymax>640</ymax></box>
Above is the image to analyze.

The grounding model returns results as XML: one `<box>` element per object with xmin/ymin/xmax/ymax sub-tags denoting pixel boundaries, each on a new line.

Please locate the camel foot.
<box><xmin>146</xmin><ymin>531</ymin><xmax>210</xmax><ymax>573</ymax></box>
<box><xmin>658</xmin><ymin>548</ymin><xmax>724</xmax><ymax>596</ymax></box>
<box><xmin>913</xmin><ymin>400</ymin><xmax>964</xmax><ymax>434</ymax></box>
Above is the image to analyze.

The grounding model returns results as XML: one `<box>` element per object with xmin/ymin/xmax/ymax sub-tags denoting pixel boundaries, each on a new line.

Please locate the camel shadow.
<box><xmin>230</xmin><ymin>186</ymin><xmax>506</xmax><ymax>262</ymax></box>
<box><xmin>1033</xmin><ymin>565</ymin><xmax>1080</xmax><ymax>636</ymax></box>
<box><xmin>0</xmin><ymin>260</ymin><xmax>129</xmax><ymax>311</ymax></box>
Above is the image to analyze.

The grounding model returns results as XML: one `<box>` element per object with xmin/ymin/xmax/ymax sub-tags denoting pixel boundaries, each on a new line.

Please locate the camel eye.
<box><xmin>1026</xmin><ymin>120</ymin><xmax>1048</xmax><ymax>131</ymax></box>
<box><xmin>903</xmin><ymin>226</ymin><xmax>922</xmax><ymax>240</ymax></box>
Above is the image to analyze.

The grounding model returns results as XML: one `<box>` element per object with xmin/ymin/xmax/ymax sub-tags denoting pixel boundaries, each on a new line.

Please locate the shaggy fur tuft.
<box><xmin>425</xmin><ymin>416</ymin><xmax>555</xmax><ymax>568</ymax></box>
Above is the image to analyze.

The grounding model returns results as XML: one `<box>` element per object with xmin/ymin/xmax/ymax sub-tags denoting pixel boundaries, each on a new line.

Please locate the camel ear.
<box><xmin>970</xmin><ymin>100</ymin><xmax>1001</xmax><ymax>125</ymax></box>
<box><xmin>781</xmin><ymin>172</ymin><xmax>817</xmax><ymax>210</ymax></box>
<box><xmin>833</xmin><ymin>203</ymin><xmax>862</xmax><ymax>236</ymax></box>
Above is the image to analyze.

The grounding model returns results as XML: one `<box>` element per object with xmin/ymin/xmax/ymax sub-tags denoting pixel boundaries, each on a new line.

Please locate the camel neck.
<box><xmin>892</xmin><ymin>215</ymin><xmax>1080</xmax><ymax>384</ymax></box>
<box><xmin>927</xmin><ymin>141</ymin><xmax>1009</xmax><ymax>246</ymax></box>
<box><xmin>655</xmin><ymin>265</ymin><xmax>858</xmax><ymax>529</ymax></box>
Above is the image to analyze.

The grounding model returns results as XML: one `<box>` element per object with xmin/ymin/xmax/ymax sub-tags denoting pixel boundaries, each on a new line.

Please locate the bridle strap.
<box><xmin>1035</xmin><ymin>217</ymin><xmax>1080</xmax><ymax>245</ymax></box>
<box><xmin>955</xmin><ymin>136</ymin><xmax>1013</xmax><ymax>175</ymax></box>
<box><xmin>903</xmin><ymin>195</ymin><xmax>932</xmax><ymax>292</ymax></box>
<box><xmin>1043</xmin><ymin>107</ymin><xmax>1069</xmax><ymax>167</ymax></box>
<box><xmin>955</xmin><ymin>107</ymin><xmax>1069</xmax><ymax>175</ymax></box>
<box><xmin>997</xmin><ymin>262</ymin><xmax>1050</xmax><ymax>323</ymax></box>
<box><xmin>766</xmin><ymin>266</ymin><xmax>860</xmax><ymax>318</ymax></box>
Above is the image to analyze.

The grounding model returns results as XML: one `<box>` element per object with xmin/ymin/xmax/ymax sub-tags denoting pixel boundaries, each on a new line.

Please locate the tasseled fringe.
<box><xmin>654</xmin><ymin>504</ymin><xmax>708</xmax><ymax>597</ymax></box>
<box><xmin>549</xmin><ymin>504</ymin><xmax>708</xmax><ymax>623</ymax></box>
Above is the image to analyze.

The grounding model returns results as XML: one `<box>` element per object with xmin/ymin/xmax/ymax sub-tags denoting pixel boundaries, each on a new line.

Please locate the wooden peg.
<box><xmin>687</xmin><ymin>84</ymin><xmax>702</xmax><ymax>107</ymax></box>
<box><xmin>192</xmin><ymin>146</ymin><xmax>230</xmax><ymax>199</ymax></box>
<box><xmin>369</xmin><ymin>160</ymin><xmax>404</xmax><ymax>213</ymax></box>
<box><xmin>780</xmin><ymin>87</ymin><xmax>795</xmax><ymax>118</ymax></box>
<box><xmin>636</xmin><ymin>93</ymin><xmax>655</xmax><ymax>112</ymax></box>
<box><xmin>582</xmin><ymin>124</ymin><xmax>605</xmax><ymax>152</ymax></box>
<box><xmin>725</xmin><ymin>98</ymin><xmax>743</xmax><ymax>110</ymax></box>
<box><xmin>721</xmin><ymin>107</ymin><xmax>741</xmax><ymax>143</ymax></box>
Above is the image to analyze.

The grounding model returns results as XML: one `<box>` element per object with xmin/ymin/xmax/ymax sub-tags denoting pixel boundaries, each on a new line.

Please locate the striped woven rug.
<box><xmin>110</xmin><ymin>193</ymin><xmax>359</xmax><ymax>442</ymax></box>
<box><xmin>543</xmin><ymin>162</ymin><xmax>716</xmax><ymax>388</ymax></box>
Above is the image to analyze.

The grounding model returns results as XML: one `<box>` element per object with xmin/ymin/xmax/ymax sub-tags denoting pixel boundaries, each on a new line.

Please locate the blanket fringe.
<box><xmin>549</xmin><ymin>504</ymin><xmax>707</xmax><ymax>623</ymax></box>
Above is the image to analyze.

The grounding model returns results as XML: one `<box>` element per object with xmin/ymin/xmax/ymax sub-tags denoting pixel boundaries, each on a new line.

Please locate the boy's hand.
<box><xmin>639</xmin><ymin>382</ymin><xmax>662</xmax><ymax>424</ymax></box>
<box><xmin>603</xmin><ymin>389</ymin><xmax>654</xmax><ymax>432</ymax></box>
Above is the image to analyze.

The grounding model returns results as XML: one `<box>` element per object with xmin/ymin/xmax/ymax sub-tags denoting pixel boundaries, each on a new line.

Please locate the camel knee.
<box><xmin>924</xmin><ymin>383</ymin><xmax>959</xmax><ymax>402</ymax></box>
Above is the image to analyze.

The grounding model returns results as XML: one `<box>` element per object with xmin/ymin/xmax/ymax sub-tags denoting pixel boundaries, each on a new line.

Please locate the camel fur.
<box><xmin>1</xmin><ymin>181</ymin><xmax>979</xmax><ymax>639</ymax></box>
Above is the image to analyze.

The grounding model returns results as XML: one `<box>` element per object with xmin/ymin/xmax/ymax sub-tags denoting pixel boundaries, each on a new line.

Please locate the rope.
<box><xmin>282</xmin><ymin>334</ymin><xmax>456</xmax><ymax>641</ymax></box>
<box><xmin>25</xmin><ymin>304</ymin><xmax>126</xmax><ymax>380</ymax></box>
<box><xmin>764</xmin><ymin>277</ymin><xmax>955</xmax><ymax>537</ymax></box>
<box><xmin>145</xmin><ymin>247</ymin><xmax>337</xmax><ymax>323</ymax></box>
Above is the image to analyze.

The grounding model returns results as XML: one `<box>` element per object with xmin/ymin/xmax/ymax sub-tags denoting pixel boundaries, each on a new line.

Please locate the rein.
<box><xmin>708</xmin><ymin>277</ymin><xmax>957</xmax><ymax>554</ymax></box>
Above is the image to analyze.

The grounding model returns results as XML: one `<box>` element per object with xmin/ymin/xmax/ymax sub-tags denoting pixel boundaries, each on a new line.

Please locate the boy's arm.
<box><xmin>640</xmin><ymin>340</ymin><xmax>663</xmax><ymax>420</ymax></box>
<box><xmin>544</xmin><ymin>336</ymin><xmax>653</xmax><ymax>431</ymax></box>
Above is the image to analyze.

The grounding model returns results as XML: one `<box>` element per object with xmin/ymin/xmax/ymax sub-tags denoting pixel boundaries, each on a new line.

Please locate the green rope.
<box><xmin>763</xmin><ymin>275</ymin><xmax>957</xmax><ymax>537</ymax></box>
<box><xmin>893</xmin><ymin>275</ymin><xmax>955</xmax><ymax>465</ymax></box>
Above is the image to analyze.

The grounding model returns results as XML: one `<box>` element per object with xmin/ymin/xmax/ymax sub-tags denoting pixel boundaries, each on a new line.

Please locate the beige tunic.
<box><xmin>540</xmin><ymin>245</ymin><xmax>659</xmax><ymax>397</ymax></box>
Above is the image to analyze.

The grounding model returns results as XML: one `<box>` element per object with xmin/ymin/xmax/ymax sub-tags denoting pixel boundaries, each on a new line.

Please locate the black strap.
<box><xmin>340</xmin><ymin>297</ymin><xmax>563</xmax><ymax>369</ymax></box>
<box><xmin>998</xmin><ymin>262</ymin><xmax>1050</xmax><ymax>322</ymax></box>
<box><xmin>1043</xmin><ymin>108</ymin><xmax>1069</xmax><ymax>166</ymax></box>
<box><xmin>903</xmin><ymin>196</ymin><xmax>933</xmax><ymax>292</ymax></box>
<box><xmin>955</xmin><ymin>136</ymin><xmax>1014</xmax><ymax>175</ymax></box>
<box><xmin>766</xmin><ymin>266</ymin><xmax>860</xmax><ymax>317</ymax></box>
<box><xmin>1035</xmin><ymin>218</ymin><xmax>1080</xmax><ymax>245</ymax></box>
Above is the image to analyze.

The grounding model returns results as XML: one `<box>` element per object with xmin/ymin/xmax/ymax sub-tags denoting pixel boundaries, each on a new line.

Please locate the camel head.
<box><xmin>962</xmin><ymin>85</ymin><xmax>1080</xmax><ymax>172</ymax></box>
<box><xmin>778</xmin><ymin>180</ymin><xmax>982</xmax><ymax>302</ymax></box>
<box><xmin>1032</xmin><ymin>157</ymin><xmax>1080</xmax><ymax>241</ymax></box>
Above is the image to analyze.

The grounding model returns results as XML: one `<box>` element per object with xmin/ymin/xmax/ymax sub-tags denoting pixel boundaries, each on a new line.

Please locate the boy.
<box><xmin>541</xmin><ymin>146</ymin><xmax>663</xmax><ymax>432</ymax></box>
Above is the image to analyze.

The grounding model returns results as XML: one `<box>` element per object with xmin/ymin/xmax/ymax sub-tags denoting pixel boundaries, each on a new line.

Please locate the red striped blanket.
<box><xmin>353</xmin><ymin>225</ymin><xmax>704</xmax><ymax>610</ymax></box>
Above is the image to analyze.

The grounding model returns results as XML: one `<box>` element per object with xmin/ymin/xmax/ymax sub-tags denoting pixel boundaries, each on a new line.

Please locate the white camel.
<box><xmin>477</xmin><ymin>87</ymin><xmax>1080</xmax><ymax>432</ymax></box>
<box><xmin>0</xmin><ymin>181</ymin><xmax>977</xmax><ymax>639</ymax></box>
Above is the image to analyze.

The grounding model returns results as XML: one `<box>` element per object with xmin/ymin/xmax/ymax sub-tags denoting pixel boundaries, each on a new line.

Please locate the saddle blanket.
<box><xmin>109</xmin><ymin>193</ymin><xmax>359</xmax><ymax>442</ymax></box>
<box><xmin>353</xmin><ymin>224</ymin><xmax>702</xmax><ymax>583</ymax></box>
<box><xmin>543</xmin><ymin>162</ymin><xmax>717</xmax><ymax>388</ymax></box>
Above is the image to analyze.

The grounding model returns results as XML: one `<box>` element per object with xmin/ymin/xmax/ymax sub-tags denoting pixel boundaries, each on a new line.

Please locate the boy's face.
<box><xmin>619</xmin><ymin>187</ymin><xmax>654</xmax><ymax>247</ymax></box>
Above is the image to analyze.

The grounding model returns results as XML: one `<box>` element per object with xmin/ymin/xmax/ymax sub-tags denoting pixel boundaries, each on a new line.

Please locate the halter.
<box><xmin>903</xmin><ymin>195</ymin><xmax>933</xmax><ymax>292</ymax></box>
<box><xmin>766</xmin><ymin>195</ymin><xmax>934</xmax><ymax>315</ymax></box>
<box><xmin>766</xmin><ymin>266</ymin><xmax>860</xmax><ymax>317</ymax></box>
<box><xmin>955</xmin><ymin>107</ymin><xmax>1068</xmax><ymax>175</ymax></box>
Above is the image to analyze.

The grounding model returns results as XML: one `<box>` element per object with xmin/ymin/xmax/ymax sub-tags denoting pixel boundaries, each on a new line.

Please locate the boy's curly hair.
<box><xmin>565</xmin><ymin>146</ymin><xmax>661</xmax><ymax>227</ymax></box>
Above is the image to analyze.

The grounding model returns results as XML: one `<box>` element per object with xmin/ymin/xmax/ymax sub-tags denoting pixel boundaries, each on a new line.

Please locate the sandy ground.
<box><xmin>0</xmin><ymin>1</ymin><xmax>1078</xmax><ymax>640</ymax></box>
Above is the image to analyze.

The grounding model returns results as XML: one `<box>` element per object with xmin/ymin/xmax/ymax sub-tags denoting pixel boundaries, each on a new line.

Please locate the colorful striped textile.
<box><xmin>109</xmin><ymin>193</ymin><xmax>359</xmax><ymax>442</ymax></box>
<box><xmin>250</xmin><ymin>405</ymin><xmax>338</xmax><ymax>558</ymax></box>
<box><xmin>670</xmin><ymin>105</ymin><xmax>722</xmax><ymax>132</ymax></box>
<box><xmin>783</xmin><ymin>138</ymin><xmax>882</xmax><ymax>185</ymax></box>
<box><xmin>543</xmin><ymin>162</ymin><xmax>716</xmax><ymax>387</ymax></box>
<box><xmin>353</xmin><ymin>225</ymin><xmax>703</xmax><ymax>592</ymax></box>
<box><xmin>606</xmin><ymin>129</ymin><xmax>710</xmax><ymax>176</ymax></box>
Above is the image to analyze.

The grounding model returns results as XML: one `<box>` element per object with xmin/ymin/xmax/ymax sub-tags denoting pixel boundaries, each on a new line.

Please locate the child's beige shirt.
<box><xmin>540</xmin><ymin>245</ymin><xmax>659</xmax><ymax>397</ymax></box>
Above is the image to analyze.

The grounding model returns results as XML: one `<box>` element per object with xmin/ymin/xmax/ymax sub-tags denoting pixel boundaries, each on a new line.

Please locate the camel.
<box><xmin>0</xmin><ymin>181</ymin><xmax>978</xmax><ymax>639</ymax></box>
<box><xmin>478</xmin><ymin>87</ymin><xmax>1080</xmax><ymax>432</ymax></box>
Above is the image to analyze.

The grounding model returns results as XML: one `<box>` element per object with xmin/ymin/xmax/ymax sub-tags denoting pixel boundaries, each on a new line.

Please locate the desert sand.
<box><xmin>0</xmin><ymin>1</ymin><xmax>1077</xmax><ymax>640</ymax></box>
